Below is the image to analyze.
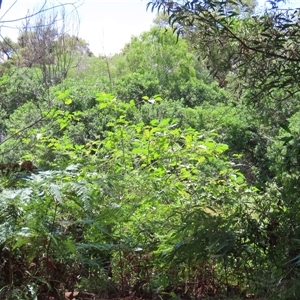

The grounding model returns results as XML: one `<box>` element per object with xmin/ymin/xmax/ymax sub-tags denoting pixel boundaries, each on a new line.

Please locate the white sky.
<box><xmin>0</xmin><ymin>0</ymin><xmax>156</xmax><ymax>55</ymax></box>
<box><xmin>78</xmin><ymin>0</ymin><xmax>155</xmax><ymax>55</ymax></box>
<box><xmin>0</xmin><ymin>0</ymin><xmax>298</xmax><ymax>56</ymax></box>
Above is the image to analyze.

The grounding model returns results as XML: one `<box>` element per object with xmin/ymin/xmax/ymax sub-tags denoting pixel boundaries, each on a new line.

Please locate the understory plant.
<box><xmin>2</xmin><ymin>92</ymin><xmax>294</xmax><ymax>299</ymax></box>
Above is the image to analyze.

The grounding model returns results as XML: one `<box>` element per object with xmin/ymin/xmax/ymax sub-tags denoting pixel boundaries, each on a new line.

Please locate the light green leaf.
<box><xmin>64</xmin><ymin>98</ymin><xmax>72</xmax><ymax>105</ymax></box>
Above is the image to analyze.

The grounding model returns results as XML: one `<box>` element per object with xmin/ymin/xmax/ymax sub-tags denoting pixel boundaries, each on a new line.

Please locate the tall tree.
<box><xmin>147</xmin><ymin>0</ymin><xmax>300</xmax><ymax>116</ymax></box>
<box><xmin>16</xmin><ymin>8</ymin><xmax>84</xmax><ymax>87</ymax></box>
<box><xmin>113</xmin><ymin>26</ymin><xmax>226</xmax><ymax>106</ymax></box>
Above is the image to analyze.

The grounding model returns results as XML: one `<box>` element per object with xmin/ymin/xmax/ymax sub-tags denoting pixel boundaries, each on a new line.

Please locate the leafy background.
<box><xmin>0</xmin><ymin>0</ymin><xmax>300</xmax><ymax>299</ymax></box>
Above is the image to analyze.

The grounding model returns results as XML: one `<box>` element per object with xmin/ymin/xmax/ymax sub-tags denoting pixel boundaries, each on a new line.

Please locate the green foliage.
<box><xmin>147</xmin><ymin>0</ymin><xmax>300</xmax><ymax>116</ymax></box>
<box><xmin>268</xmin><ymin>112</ymin><xmax>300</xmax><ymax>180</ymax></box>
<box><xmin>51</xmin><ymin>77</ymin><xmax>108</xmax><ymax>111</ymax></box>
<box><xmin>0</xmin><ymin>102</ymin><xmax>43</xmax><ymax>162</ymax></box>
<box><xmin>115</xmin><ymin>72</ymin><xmax>160</xmax><ymax>104</ymax></box>
<box><xmin>1</xmin><ymin>1</ymin><xmax>300</xmax><ymax>295</ymax></box>
<box><xmin>237</xmin><ymin>114</ymin><xmax>300</xmax><ymax>298</ymax></box>
<box><xmin>113</xmin><ymin>26</ymin><xmax>224</xmax><ymax>105</ymax></box>
<box><xmin>0</xmin><ymin>92</ymin><xmax>259</xmax><ymax>299</ymax></box>
<box><xmin>0</xmin><ymin>67</ymin><xmax>44</xmax><ymax>116</ymax></box>
<box><xmin>0</xmin><ymin>170</ymin><xmax>89</xmax><ymax>298</ymax></box>
<box><xmin>66</xmin><ymin>56</ymin><xmax>112</xmax><ymax>87</ymax></box>
<box><xmin>176</xmin><ymin>79</ymin><xmax>228</xmax><ymax>107</ymax></box>
<box><xmin>131</xmin><ymin>98</ymin><xmax>186</xmax><ymax>126</ymax></box>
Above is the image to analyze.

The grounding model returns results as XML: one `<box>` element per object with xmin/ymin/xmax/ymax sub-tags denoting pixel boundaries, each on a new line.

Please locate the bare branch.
<box><xmin>0</xmin><ymin>1</ymin><xmax>83</xmax><ymax>24</ymax></box>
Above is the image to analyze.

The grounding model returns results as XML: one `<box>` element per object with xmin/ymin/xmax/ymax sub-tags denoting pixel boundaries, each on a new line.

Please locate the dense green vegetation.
<box><xmin>0</xmin><ymin>0</ymin><xmax>300</xmax><ymax>299</ymax></box>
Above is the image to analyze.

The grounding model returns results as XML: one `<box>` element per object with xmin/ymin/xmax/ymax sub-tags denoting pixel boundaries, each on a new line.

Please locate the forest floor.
<box><xmin>64</xmin><ymin>291</ymin><xmax>266</xmax><ymax>300</ymax></box>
